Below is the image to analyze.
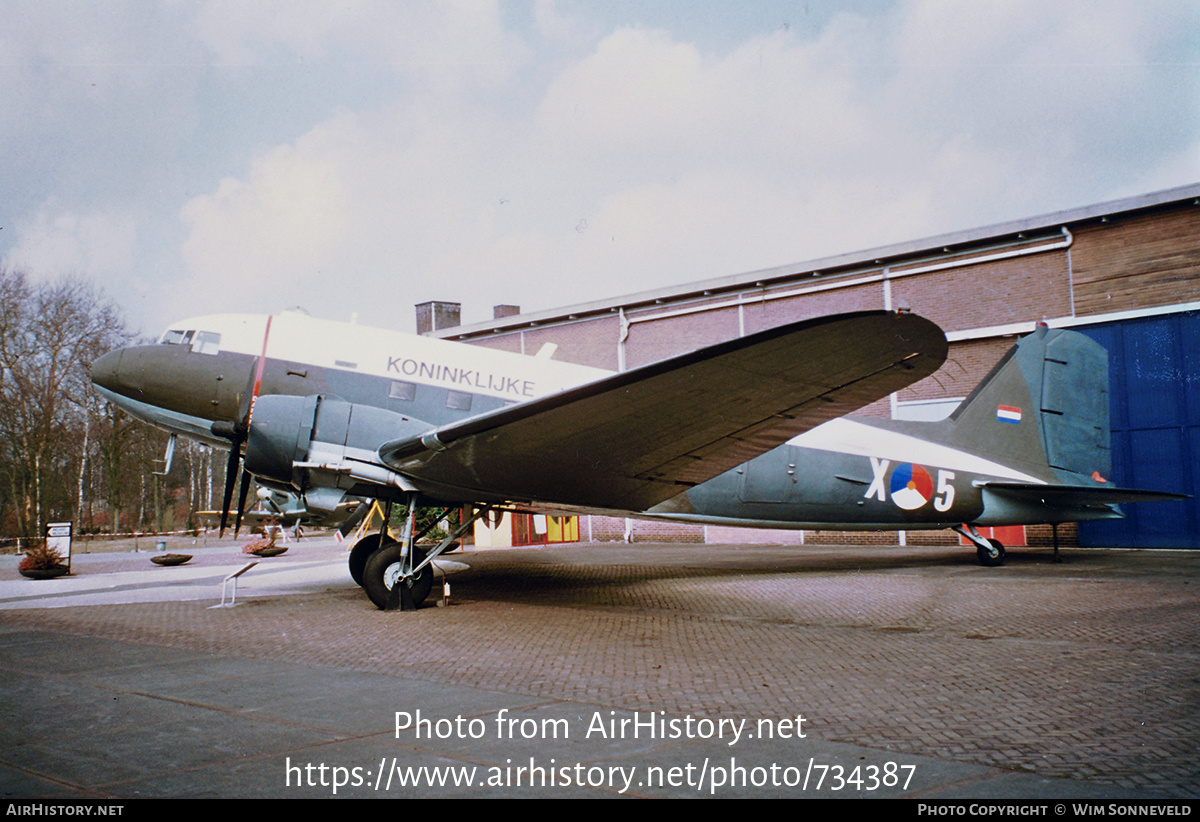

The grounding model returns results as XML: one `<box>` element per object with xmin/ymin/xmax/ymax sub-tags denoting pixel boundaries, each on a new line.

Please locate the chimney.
<box><xmin>415</xmin><ymin>301</ymin><xmax>461</xmax><ymax>335</ymax></box>
<box><xmin>493</xmin><ymin>304</ymin><xmax>520</xmax><ymax>320</ymax></box>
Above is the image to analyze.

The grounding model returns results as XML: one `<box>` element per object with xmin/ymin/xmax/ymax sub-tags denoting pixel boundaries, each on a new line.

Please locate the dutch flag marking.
<box><xmin>997</xmin><ymin>405</ymin><xmax>1022</xmax><ymax>425</ymax></box>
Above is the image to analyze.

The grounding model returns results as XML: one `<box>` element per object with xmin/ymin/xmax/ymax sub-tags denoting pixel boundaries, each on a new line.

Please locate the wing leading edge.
<box><xmin>380</xmin><ymin>310</ymin><xmax>948</xmax><ymax>512</ymax></box>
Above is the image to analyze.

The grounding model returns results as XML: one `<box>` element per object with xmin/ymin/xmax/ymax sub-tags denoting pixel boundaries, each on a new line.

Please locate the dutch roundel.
<box><xmin>889</xmin><ymin>463</ymin><xmax>934</xmax><ymax>510</ymax></box>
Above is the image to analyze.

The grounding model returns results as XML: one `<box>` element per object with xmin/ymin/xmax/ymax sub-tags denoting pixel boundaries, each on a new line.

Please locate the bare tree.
<box><xmin>0</xmin><ymin>268</ymin><xmax>135</xmax><ymax>537</ymax></box>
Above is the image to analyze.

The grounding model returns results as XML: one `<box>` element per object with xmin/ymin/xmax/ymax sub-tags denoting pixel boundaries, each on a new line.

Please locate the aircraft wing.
<box><xmin>380</xmin><ymin>310</ymin><xmax>947</xmax><ymax>512</ymax></box>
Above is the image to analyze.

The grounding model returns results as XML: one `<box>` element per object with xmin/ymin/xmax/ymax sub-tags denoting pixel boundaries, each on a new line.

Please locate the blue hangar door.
<box><xmin>1077</xmin><ymin>311</ymin><xmax>1200</xmax><ymax>548</ymax></box>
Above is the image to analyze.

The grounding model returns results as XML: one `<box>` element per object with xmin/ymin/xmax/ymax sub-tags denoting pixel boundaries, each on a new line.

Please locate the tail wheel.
<box><xmin>362</xmin><ymin>542</ymin><xmax>434</xmax><ymax>609</ymax></box>
<box><xmin>348</xmin><ymin>533</ymin><xmax>390</xmax><ymax>587</ymax></box>
<box><xmin>977</xmin><ymin>538</ymin><xmax>1006</xmax><ymax>567</ymax></box>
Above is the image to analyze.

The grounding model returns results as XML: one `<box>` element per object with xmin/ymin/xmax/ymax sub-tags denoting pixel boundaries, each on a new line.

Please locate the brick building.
<box><xmin>431</xmin><ymin>184</ymin><xmax>1200</xmax><ymax>549</ymax></box>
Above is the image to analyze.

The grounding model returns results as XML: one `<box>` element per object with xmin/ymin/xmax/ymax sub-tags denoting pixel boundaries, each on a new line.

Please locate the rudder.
<box><xmin>1039</xmin><ymin>329</ymin><xmax>1110</xmax><ymax>478</ymax></box>
<box><xmin>945</xmin><ymin>325</ymin><xmax>1111</xmax><ymax>481</ymax></box>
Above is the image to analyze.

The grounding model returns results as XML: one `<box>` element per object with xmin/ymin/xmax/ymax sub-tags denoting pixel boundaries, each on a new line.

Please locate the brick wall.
<box><xmin>742</xmin><ymin>282</ymin><xmax>884</xmax><ymax>334</ymax></box>
<box><xmin>455</xmin><ymin>195</ymin><xmax>1199</xmax><ymax>547</ymax></box>
<box><xmin>624</xmin><ymin>305</ymin><xmax>740</xmax><ymax>369</ymax></box>
<box><xmin>584</xmin><ymin>515</ymin><xmax>706</xmax><ymax>543</ymax></box>
<box><xmin>480</xmin><ymin>315</ymin><xmax>622</xmax><ymax>369</ymax></box>
<box><xmin>902</xmin><ymin>337</ymin><xmax>1014</xmax><ymax>404</ymax></box>
<box><xmin>1071</xmin><ymin>207</ymin><xmax>1200</xmax><ymax>316</ymax></box>
<box><xmin>892</xmin><ymin>252</ymin><xmax>1071</xmax><ymax>334</ymax></box>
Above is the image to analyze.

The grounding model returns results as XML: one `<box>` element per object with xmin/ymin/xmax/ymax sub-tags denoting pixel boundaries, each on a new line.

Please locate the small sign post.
<box><xmin>46</xmin><ymin>522</ymin><xmax>73</xmax><ymax>573</ymax></box>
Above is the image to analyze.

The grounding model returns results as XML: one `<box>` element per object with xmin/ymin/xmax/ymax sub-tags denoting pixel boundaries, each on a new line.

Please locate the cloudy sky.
<box><xmin>2</xmin><ymin>0</ymin><xmax>1197</xmax><ymax>335</ymax></box>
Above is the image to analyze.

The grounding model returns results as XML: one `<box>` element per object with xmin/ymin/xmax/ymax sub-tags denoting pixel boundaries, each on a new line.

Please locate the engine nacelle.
<box><xmin>244</xmin><ymin>394</ymin><xmax>429</xmax><ymax>495</ymax></box>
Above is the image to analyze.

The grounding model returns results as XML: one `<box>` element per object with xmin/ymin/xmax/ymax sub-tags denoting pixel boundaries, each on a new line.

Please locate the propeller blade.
<box><xmin>241</xmin><ymin>315</ymin><xmax>273</xmax><ymax>427</ymax></box>
<box><xmin>218</xmin><ymin>317</ymin><xmax>274</xmax><ymax>538</ymax></box>
<box><xmin>219</xmin><ymin>444</ymin><xmax>241</xmax><ymax>537</ymax></box>
<box><xmin>234</xmin><ymin>470</ymin><xmax>253</xmax><ymax>537</ymax></box>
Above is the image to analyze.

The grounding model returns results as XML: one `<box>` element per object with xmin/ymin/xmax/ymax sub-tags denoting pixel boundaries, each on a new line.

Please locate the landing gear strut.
<box><xmin>977</xmin><ymin>538</ymin><xmax>1005</xmax><ymax>567</ymax></box>
<box><xmin>363</xmin><ymin>540</ymin><xmax>433</xmax><ymax>609</ymax></box>
<box><xmin>353</xmin><ymin>500</ymin><xmax>492</xmax><ymax>611</ymax></box>
<box><xmin>953</xmin><ymin>524</ymin><xmax>1006</xmax><ymax>567</ymax></box>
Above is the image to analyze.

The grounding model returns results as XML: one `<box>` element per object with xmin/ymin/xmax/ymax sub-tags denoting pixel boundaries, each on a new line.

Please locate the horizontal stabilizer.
<box><xmin>982</xmin><ymin>482</ymin><xmax>1188</xmax><ymax>508</ymax></box>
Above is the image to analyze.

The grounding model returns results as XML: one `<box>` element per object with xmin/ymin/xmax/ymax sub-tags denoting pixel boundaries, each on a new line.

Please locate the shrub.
<box><xmin>19</xmin><ymin>544</ymin><xmax>66</xmax><ymax>571</ymax></box>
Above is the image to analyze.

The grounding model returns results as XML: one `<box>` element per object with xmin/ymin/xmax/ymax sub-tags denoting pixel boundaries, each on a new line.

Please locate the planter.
<box><xmin>19</xmin><ymin>566</ymin><xmax>68</xmax><ymax>580</ymax></box>
<box><xmin>151</xmin><ymin>553</ymin><xmax>193</xmax><ymax>566</ymax></box>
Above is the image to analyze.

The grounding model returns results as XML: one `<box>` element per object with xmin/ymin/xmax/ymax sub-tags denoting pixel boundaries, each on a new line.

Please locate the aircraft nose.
<box><xmin>91</xmin><ymin>349</ymin><xmax>124</xmax><ymax>392</ymax></box>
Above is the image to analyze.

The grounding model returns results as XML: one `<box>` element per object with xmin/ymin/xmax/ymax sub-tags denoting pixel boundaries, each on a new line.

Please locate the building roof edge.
<box><xmin>436</xmin><ymin>182</ymin><xmax>1200</xmax><ymax>339</ymax></box>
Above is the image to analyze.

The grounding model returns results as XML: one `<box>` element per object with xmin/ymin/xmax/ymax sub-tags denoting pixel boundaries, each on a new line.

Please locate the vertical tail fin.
<box><xmin>945</xmin><ymin>325</ymin><xmax>1111</xmax><ymax>481</ymax></box>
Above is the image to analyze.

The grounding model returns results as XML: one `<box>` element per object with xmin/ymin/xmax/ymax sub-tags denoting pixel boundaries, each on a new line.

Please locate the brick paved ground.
<box><xmin>3</xmin><ymin>542</ymin><xmax>1197</xmax><ymax>797</ymax></box>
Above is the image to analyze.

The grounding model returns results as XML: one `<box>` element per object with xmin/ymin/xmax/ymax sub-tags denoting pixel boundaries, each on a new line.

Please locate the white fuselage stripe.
<box><xmin>788</xmin><ymin>418</ymin><xmax>1046</xmax><ymax>484</ymax></box>
<box><xmin>165</xmin><ymin>312</ymin><xmax>610</xmax><ymax>403</ymax></box>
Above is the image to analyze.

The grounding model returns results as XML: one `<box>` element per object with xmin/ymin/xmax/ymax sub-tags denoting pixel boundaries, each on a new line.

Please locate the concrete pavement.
<box><xmin>1</xmin><ymin>538</ymin><xmax>1197</xmax><ymax>799</ymax></box>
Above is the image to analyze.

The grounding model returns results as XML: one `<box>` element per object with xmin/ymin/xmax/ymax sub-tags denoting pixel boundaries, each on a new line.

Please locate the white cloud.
<box><xmin>195</xmin><ymin>0</ymin><xmax>526</xmax><ymax>93</ymax></box>
<box><xmin>1112</xmin><ymin>142</ymin><xmax>1200</xmax><ymax>201</ymax></box>
<box><xmin>161</xmin><ymin>0</ymin><xmax>1199</xmax><ymax>331</ymax></box>
<box><xmin>6</xmin><ymin>205</ymin><xmax>137</xmax><ymax>281</ymax></box>
<box><xmin>178</xmin><ymin>113</ymin><xmax>355</xmax><ymax>308</ymax></box>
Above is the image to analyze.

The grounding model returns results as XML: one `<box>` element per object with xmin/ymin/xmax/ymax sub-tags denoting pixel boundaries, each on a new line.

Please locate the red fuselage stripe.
<box><xmin>248</xmin><ymin>315</ymin><xmax>273</xmax><ymax>424</ymax></box>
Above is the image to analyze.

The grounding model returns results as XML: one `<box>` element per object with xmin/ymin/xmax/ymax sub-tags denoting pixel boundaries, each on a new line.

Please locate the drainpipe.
<box><xmin>617</xmin><ymin>307</ymin><xmax>630</xmax><ymax>372</ymax></box>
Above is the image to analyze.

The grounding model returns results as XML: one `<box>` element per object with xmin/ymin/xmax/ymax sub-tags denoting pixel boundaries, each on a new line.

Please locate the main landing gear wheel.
<box><xmin>362</xmin><ymin>542</ymin><xmax>434</xmax><ymax>610</ymax></box>
<box><xmin>977</xmin><ymin>538</ymin><xmax>1006</xmax><ymax>567</ymax></box>
<box><xmin>348</xmin><ymin>533</ymin><xmax>391</xmax><ymax>587</ymax></box>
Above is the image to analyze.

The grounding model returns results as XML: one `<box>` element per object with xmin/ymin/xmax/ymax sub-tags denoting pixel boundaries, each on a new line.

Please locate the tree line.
<box><xmin>0</xmin><ymin>266</ymin><xmax>220</xmax><ymax>540</ymax></box>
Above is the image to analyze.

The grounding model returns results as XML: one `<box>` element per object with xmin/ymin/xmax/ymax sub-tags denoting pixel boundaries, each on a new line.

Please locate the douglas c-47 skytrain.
<box><xmin>91</xmin><ymin>309</ymin><xmax>1183</xmax><ymax>610</ymax></box>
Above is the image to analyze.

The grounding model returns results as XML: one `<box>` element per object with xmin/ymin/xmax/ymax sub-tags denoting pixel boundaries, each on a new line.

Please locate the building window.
<box><xmin>446</xmin><ymin>390</ymin><xmax>473</xmax><ymax>411</ymax></box>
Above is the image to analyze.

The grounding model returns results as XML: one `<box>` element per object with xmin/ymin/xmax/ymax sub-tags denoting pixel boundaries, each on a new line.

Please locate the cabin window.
<box><xmin>446</xmin><ymin>390</ymin><xmax>473</xmax><ymax>412</ymax></box>
<box><xmin>390</xmin><ymin>380</ymin><xmax>416</xmax><ymax>401</ymax></box>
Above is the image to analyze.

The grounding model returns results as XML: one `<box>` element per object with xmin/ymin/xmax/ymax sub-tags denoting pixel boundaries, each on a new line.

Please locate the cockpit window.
<box><xmin>159</xmin><ymin>329</ymin><xmax>220</xmax><ymax>355</ymax></box>
<box><xmin>191</xmin><ymin>331</ymin><xmax>221</xmax><ymax>355</ymax></box>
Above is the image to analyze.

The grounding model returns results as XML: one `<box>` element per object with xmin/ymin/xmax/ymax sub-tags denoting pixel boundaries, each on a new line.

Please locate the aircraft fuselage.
<box><xmin>93</xmin><ymin>312</ymin><xmax>607</xmax><ymax>448</ymax></box>
<box><xmin>91</xmin><ymin>311</ymin><xmax>1121</xmax><ymax>533</ymax></box>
